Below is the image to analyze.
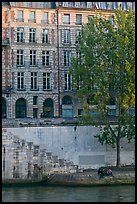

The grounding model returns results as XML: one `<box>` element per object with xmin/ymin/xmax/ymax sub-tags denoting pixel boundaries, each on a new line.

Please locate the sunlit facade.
<box><xmin>2</xmin><ymin>2</ymin><xmax>135</xmax><ymax>119</ymax></box>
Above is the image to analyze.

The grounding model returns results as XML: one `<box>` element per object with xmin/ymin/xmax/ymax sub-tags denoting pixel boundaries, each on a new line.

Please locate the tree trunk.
<box><xmin>116</xmin><ymin>137</ymin><xmax>121</xmax><ymax>167</ymax></box>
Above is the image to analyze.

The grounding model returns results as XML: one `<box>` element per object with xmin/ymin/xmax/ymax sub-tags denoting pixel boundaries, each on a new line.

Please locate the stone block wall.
<box><xmin>2</xmin><ymin>126</ymin><xmax>135</xmax><ymax>180</ymax></box>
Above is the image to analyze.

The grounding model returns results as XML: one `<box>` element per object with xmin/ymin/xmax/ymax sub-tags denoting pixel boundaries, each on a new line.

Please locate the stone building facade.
<box><xmin>2</xmin><ymin>2</ymin><xmax>135</xmax><ymax>119</ymax></box>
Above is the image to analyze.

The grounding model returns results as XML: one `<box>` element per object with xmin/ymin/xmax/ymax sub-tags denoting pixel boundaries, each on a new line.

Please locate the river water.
<box><xmin>2</xmin><ymin>185</ymin><xmax>135</xmax><ymax>202</ymax></box>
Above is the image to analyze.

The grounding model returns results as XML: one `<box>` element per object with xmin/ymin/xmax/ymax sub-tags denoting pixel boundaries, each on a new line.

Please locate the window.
<box><xmin>30</xmin><ymin>50</ymin><xmax>36</xmax><ymax>66</ymax></box>
<box><xmin>42</xmin><ymin>51</ymin><xmax>50</xmax><ymax>66</ymax></box>
<box><xmin>43</xmin><ymin>73</ymin><xmax>51</xmax><ymax>90</ymax></box>
<box><xmin>88</xmin><ymin>15</ymin><xmax>94</xmax><ymax>23</ymax></box>
<box><xmin>31</xmin><ymin>72</ymin><xmax>38</xmax><ymax>90</ymax></box>
<box><xmin>109</xmin><ymin>16</ymin><xmax>114</xmax><ymax>26</ymax></box>
<box><xmin>17</xmin><ymin>72</ymin><xmax>24</xmax><ymax>90</ymax></box>
<box><xmin>98</xmin><ymin>2</ymin><xmax>107</xmax><ymax>9</ymax></box>
<box><xmin>42</xmin><ymin>12</ymin><xmax>48</xmax><ymax>23</ymax></box>
<box><xmin>17</xmin><ymin>50</ymin><xmax>24</xmax><ymax>66</ymax></box>
<box><xmin>122</xmin><ymin>2</ymin><xmax>128</xmax><ymax>10</ymax></box>
<box><xmin>65</xmin><ymin>73</ymin><xmax>72</xmax><ymax>91</ymax></box>
<box><xmin>17</xmin><ymin>10</ymin><xmax>24</xmax><ymax>22</ymax></box>
<box><xmin>76</xmin><ymin>14</ymin><xmax>82</xmax><ymax>25</ymax></box>
<box><xmin>42</xmin><ymin>29</ymin><xmax>49</xmax><ymax>43</ymax></box>
<box><xmin>127</xmin><ymin>2</ymin><xmax>132</xmax><ymax>10</ymax></box>
<box><xmin>113</xmin><ymin>2</ymin><xmax>118</xmax><ymax>9</ymax></box>
<box><xmin>29</xmin><ymin>28</ymin><xmax>36</xmax><ymax>43</ymax></box>
<box><xmin>107</xmin><ymin>2</ymin><xmax>113</xmax><ymax>10</ymax></box>
<box><xmin>78</xmin><ymin>109</ymin><xmax>83</xmax><ymax>116</ymax></box>
<box><xmin>77</xmin><ymin>75</ymin><xmax>83</xmax><ymax>90</ymax></box>
<box><xmin>76</xmin><ymin>51</ymin><xmax>82</xmax><ymax>65</ymax></box>
<box><xmin>63</xmin><ymin>51</ymin><xmax>71</xmax><ymax>67</ymax></box>
<box><xmin>29</xmin><ymin>11</ymin><xmax>36</xmax><ymax>22</ymax></box>
<box><xmin>76</xmin><ymin>30</ymin><xmax>81</xmax><ymax>44</ymax></box>
<box><xmin>17</xmin><ymin>28</ymin><xmax>24</xmax><ymax>42</ymax></box>
<box><xmin>33</xmin><ymin>108</ymin><xmax>38</xmax><ymax>118</ymax></box>
<box><xmin>63</xmin><ymin>29</ymin><xmax>70</xmax><ymax>44</ymax></box>
<box><xmin>87</xmin><ymin>2</ymin><xmax>94</xmax><ymax>8</ymax></box>
<box><xmin>33</xmin><ymin>96</ymin><xmax>38</xmax><ymax>105</ymax></box>
<box><xmin>63</xmin><ymin>14</ymin><xmax>70</xmax><ymax>24</ymax></box>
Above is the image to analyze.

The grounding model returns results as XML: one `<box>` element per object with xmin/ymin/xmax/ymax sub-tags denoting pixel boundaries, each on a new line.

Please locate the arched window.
<box><xmin>15</xmin><ymin>98</ymin><xmax>27</xmax><ymax>118</ymax></box>
<box><xmin>2</xmin><ymin>97</ymin><xmax>7</xmax><ymax>118</ymax></box>
<box><xmin>62</xmin><ymin>95</ymin><xmax>73</xmax><ymax>117</ymax></box>
<box><xmin>43</xmin><ymin>98</ymin><xmax>54</xmax><ymax>118</ymax></box>
<box><xmin>62</xmin><ymin>95</ymin><xmax>72</xmax><ymax>105</ymax></box>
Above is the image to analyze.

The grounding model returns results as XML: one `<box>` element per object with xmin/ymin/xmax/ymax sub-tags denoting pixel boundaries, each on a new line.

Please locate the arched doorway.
<box><xmin>43</xmin><ymin>98</ymin><xmax>54</xmax><ymax>118</ymax></box>
<box><xmin>15</xmin><ymin>98</ymin><xmax>27</xmax><ymax>118</ymax></box>
<box><xmin>2</xmin><ymin>97</ymin><xmax>7</xmax><ymax>118</ymax></box>
<box><xmin>62</xmin><ymin>95</ymin><xmax>73</xmax><ymax>118</ymax></box>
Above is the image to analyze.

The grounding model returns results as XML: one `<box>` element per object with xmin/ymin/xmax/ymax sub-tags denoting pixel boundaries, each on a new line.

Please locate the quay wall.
<box><xmin>2</xmin><ymin>126</ymin><xmax>135</xmax><ymax>180</ymax></box>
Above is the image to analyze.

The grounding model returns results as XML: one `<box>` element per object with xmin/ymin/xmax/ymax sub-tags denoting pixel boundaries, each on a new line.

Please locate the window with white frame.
<box><xmin>29</xmin><ymin>11</ymin><xmax>36</xmax><ymax>22</ymax></box>
<box><xmin>42</xmin><ymin>51</ymin><xmax>50</xmax><ymax>66</ymax></box>
<box><xmin>76</xmin><ymin>50</ymin><xmax>82</xmax><ymax>65</ymax></box>
<box><xmin>77</xmin><ymin>75</ymin><xmax>83</xmax><ymax>90</ymax></box>
<box><xmin>30</xmin><ymin>50</ymin><xmax>36</xmax><ymax>66</ymax></box>
<box><xmin>65</xmin><ymin>73</ymin><xmax>72</xmax><ymax>91</ymax></box>
<box><xmin>17</xmin><ymin>28</ymin><xmax>24</xmax><ymax>42</ymax></box>
<box><xmin>63</xmin><ymin>51</ymin><xmax>71</xmax><ymax>67</ymax></box>
<box><xmin>76</xmin><ymin>30</ymin><xmax>81</xmax><ymax>44</ymax></box>
<box><xmin>43</xmin><ymin>73</ymin><xmax>51</xmax><ymax>90</ymax></box>
<box><xmin>17</xmin><ymin>50</ymin><xmax>24</xmax><ymax>66</ymax></box>
<box><xmin>29</xmin><ymin>28</ymin><xmax>36</xmax><ymax>43</ymax></box>
<box><xmin>63</xmin><ymin>14</ymin><xmax>70</xmax><ymax>24</ymax></box>
<box><xmin>63</xmin><ymin>29</ymin><xmax>70</xmax><ymax>44</ymax></box>
<box><xmin>17</xmin><ymin>10</ymin><xmax>24</xmax><ymax>22</ymax></box>
<box><xmin>76</xmin><ymin>14</ymin><xmax>82</xmax><ymax>25</ymax></box>
<box><xmin>17</xmin><ymin>72</ymin><xmax>24</xmax><ymax>90</ymax></box>
<box><xmin>31</xmin><ymin>72</ymin><xmax>38</xmax><ymax>90</ymax></box>
<box><xmin>42</xmin><ymin>12</ymin><xmax>48</xmax><ymax>23</ymax></box>
<box><xmin>42</xmin><ymin>29</ymin><xmax>49</xmax><ymax>43</ymax></box>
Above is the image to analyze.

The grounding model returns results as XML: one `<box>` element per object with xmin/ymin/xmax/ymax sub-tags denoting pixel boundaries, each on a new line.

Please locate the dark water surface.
<box><xmin>2</xmin><ymin>185</ymin><xmax>135</xmax><ymax>202</ymax></box>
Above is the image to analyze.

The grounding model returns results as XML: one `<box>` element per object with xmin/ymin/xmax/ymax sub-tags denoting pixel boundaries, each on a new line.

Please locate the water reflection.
<box><xmin>2</xmin><ymin>185</ymin><xmax>135</xmax><ymax>202</ymax></box>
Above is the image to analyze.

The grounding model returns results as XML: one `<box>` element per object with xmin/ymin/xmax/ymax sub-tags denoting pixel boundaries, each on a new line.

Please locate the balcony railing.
<box><xmin>2</xmin><ymin>38</ymin><xmax>9</xmax><ymax>46</ymax></box>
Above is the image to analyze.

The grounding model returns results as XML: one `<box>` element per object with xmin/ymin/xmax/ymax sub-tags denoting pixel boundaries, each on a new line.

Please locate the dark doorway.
<box><xmin>15</xmin><ymin>98</ymin><xmax>27</xmax><ymax>118</ymax></box>
<box><xmin>43</xmin><ymin>98</ymin><xmax>54</xmax><ymax>118</ymax></box>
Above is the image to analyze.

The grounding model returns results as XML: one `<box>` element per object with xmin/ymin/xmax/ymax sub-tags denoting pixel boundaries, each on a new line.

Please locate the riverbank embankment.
<box><xmin>2</xmin><ymin>166</ymin><xmax>135</xmax><ymax>187</ymax></box>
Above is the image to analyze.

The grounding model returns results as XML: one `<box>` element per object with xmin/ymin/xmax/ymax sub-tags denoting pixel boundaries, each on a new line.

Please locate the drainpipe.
<box><xmin>56</xmin><ymin>7</ymin><xmax>61</xmax><ymax>117</ymax></box>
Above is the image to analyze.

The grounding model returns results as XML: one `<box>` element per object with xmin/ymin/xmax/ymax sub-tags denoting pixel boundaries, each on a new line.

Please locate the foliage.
<box><xmin>70</xmin><ymin>8</ymin><xmax>135</xmax><ymax>166</ymax></box>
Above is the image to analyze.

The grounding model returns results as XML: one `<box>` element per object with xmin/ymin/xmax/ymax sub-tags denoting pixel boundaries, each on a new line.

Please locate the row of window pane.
<box><xmin>16</xmin><ymin>50</ymin><xmax>71</xmax><ymax>67</ymax></box>
<box><xmin>63</xmin><ymin>14</ymin><xmax>82</xmax><ymax>25</ymax></box>
<box><xmin>17</xmin><ymin>11</ymin><xmax>48</xmax><ymax>23</ymax></box>
<box><xmin>17</xmin><ymin>27</ymin><xmax>81</xmax><ymax>44</ymax></box>
<box><xmin>17</xmin><ymin>50</ymin><xmax>50</xmax><ymax>66</ymax></box>
<box><xmin>17</xmin><ymin>73</ymin><xmax>72</xmax><ymax>91</ymax></box>
<box><xmin>17</xmin><ymin>72</ymin><xmax>51</xmax><ymax>90</ymax></box>
<box><xmin>17</xmin><ymin>28</ymin><xmax>49</xmax><ymax>43</ymax></box>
